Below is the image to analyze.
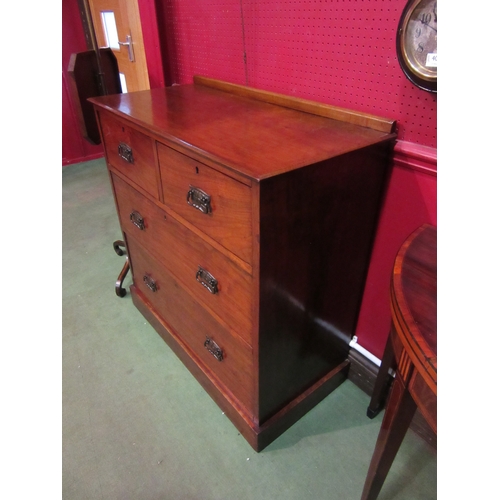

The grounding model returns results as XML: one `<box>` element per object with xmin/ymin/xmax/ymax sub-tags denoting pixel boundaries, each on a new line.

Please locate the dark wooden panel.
<box><xmin>67</xmin><ymin>48</ymin><xmax>121</xmax><ymax>145</ymax></box>
<box><xmin>258</xmin><ymin>143</ymin><xmax>392</xmax><ymax>421</ymax></box>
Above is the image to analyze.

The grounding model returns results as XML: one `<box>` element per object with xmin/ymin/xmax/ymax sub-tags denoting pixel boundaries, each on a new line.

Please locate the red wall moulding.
<box><xmin>393</xmin><ymin>140</ymin><xmax>437</xmax><ymax>176</ymax></box>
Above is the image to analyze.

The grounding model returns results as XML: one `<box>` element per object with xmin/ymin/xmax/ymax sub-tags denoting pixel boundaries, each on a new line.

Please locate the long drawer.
<box><xmin>127</xmin><ymin>235</ymin><xmax>254</xmax><ymax>412</ymax></box>
<box><xmin>112</xmin><ymin>173</ymin><xmax>253</xmax><ymax>346</ymax></box>
<box><xmin>158</xmin><ymin>143</ymin><xmax>253</xmax><ymax>264</ymax></box>
<box><xmin>99</xmin><ymin>111</ymin><xmax>158</xmax><ymax>197</ymax></box>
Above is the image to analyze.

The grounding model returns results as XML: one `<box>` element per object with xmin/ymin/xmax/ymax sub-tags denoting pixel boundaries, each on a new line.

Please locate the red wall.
<box><xmin>357</xmin><ymin>145</ymin><xmax>436</xmax><ymax>357</ymax></box>
<box><xmin>62</xmin><ymin>0</ymin><xmax>437</xmax><ymax>359</ymax></box>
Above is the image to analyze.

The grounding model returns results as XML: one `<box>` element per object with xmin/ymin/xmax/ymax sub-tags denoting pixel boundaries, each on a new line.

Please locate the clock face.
<box><xmin>397</xmin><ymin>0</ymin><xmax>437</xmax><ymax>92</ymax></box>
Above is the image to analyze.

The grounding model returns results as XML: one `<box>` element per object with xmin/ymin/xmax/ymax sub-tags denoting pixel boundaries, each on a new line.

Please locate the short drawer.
<box><xmin>158</xmin><ymin>143</ymin><xmax>252</xmax><ymax>264</ymax></box>
<box><xmin>99</xmin><ymin>111</ymin><xmax>157</xmax><ymax>197</ymax></box>
<box><xmin>127</xmin><ymin>236</ymin><xmax>254</xmax><ymax>412</ymax></box>
<box><xmin>112</xmin><ymin>173</ymin><xmax>253</xmax><ymax>346</ymax></box>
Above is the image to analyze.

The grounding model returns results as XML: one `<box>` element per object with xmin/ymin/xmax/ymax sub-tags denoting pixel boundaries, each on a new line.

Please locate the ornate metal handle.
<box><xmin>143</xmin><ymin>275</ymin><xmax>157</xmax><ymax>292</ymax></box>
<box><xmin>196</xmin><ymin>266</ymin><xmax>218</xmax><ymax>294</ymax></box>
<box><xmin>118</xmin><ymin>142</ymin><xmax>134</xmax><ymax>163</ymax></box>
<box><xmin>187</xmin><ymin>185</ymin><xmax>212</xmax><ymax>214</ymax></box>
<box><xmin>204</xmin><ymin>336</ymin><xmax>223</xmax><ymax>362</ymax></box>
<box><xmin>130</xmin><ymin>210</ymin><xmax>145</xmax><ymax>230</ymax></box>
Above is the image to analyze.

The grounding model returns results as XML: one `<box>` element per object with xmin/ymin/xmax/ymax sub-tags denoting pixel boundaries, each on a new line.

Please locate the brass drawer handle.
<box><xmin>196</xmin><ymin>266</ymin><xmax>218</xmax><ymax>294</ymax></box>
<box><xmin>204</xmin><ymin>336</ymin><xmax>223</xmax><ymax>362</ymax></box>
<box><xmin>118</xmin><ymin>142</ymin><xmax>134</xmax><ymax>163</ymax></box>
<box><xmin>130</xmin><ymin>210</ymin><xmax>145</xmax><ymax>230</ymax></box>
<box><xmin>187</xmin><ymin>185</ymin><xmax>212</xmax><ymax>214</ymax></box>
<box><xmin>143</xmin><ymin>274</ymin><xmax>157</xmax><ymax>292</ymax></box>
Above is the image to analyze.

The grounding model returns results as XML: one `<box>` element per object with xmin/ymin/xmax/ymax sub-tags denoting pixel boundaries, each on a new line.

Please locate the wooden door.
<box><xmin>88</xmin><ymin>0</ymin><xmax>149</xmax><ymax>92</ymax></box>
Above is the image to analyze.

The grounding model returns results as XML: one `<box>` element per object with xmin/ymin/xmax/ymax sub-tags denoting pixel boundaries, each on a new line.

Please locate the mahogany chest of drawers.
<box><xmin>90</xmin><ymin>77</ymin><xmax>396</xmax><ymax>451</ymax></box>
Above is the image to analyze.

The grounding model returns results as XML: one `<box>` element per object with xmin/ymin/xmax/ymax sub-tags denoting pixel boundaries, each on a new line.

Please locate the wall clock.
<box><xmin>396</xmin><ymin>0</ymin><xmax>437</xmax><ymax>93</ymax></box>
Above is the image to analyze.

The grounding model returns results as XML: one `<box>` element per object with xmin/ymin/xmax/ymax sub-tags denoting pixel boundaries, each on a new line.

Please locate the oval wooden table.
<box><xmin>361</xmin><ymin>224</ymin><xmax>437</xmax><ymax>500</ymax></box>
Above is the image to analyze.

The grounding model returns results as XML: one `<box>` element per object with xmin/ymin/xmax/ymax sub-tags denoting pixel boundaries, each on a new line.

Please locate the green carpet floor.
<box><xmin>62</xmin><ymin>158</ymin><xmax>437</xmax><ymax>500</ymax></box>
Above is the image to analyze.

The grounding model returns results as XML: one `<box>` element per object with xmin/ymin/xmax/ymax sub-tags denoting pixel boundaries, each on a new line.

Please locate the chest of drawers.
<box><xmin>90</xmin><ymin>77</ymin><xmax>396</xmax><ymax>451</ymax></box>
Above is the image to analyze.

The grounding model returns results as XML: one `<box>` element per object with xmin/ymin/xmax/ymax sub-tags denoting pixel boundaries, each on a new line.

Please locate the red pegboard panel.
<box><xmin>162</xmin><ymin>0</ymin><xmax>247</xmax><ymax>87</ymax></box>
<box><xmin>163</xmin><ymin>0</ymin><xmax>436</xmax><ymax>148</ymax></box>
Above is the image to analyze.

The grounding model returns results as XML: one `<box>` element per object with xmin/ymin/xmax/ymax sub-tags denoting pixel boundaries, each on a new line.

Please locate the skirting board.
<box><xmin>347</xmin><ymin>348</ymin><xmax>437</xmax><ymax>450</ymax></box>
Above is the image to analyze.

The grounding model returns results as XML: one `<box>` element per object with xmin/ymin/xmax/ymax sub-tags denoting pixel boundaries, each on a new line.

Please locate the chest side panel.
<box><xmin>257</xmin><ymin>143</ymin><xmax>393</xmax><ymax>422</ymax></box>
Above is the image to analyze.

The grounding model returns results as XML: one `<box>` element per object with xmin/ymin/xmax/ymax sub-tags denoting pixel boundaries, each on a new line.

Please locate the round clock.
<box><xmin>396</xmin><ymin>0</ymin><xmax>437</xmax><ymax>93</ymax></box>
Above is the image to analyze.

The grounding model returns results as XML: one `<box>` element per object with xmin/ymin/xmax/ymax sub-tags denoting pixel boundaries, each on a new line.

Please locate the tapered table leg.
<box><xmin>361</xmin><ymin>373</ymin><xmax>417</xmax><ymax>500</ymax></box>
<box><xmin>362</xmin><ymin>225</ymin><xmax>436</xmax><ymax>500</ymax></box>
<box><xmin>367</xmin><ymin>332</ymin><xmax>396</xmax><ymax>419</ymax></box>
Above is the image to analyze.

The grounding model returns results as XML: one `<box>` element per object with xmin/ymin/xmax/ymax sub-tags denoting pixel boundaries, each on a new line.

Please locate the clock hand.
<box><xmin>421</xmin><ymin>19</ymin><xmax>437</xmax><ymax>33</ymax></box>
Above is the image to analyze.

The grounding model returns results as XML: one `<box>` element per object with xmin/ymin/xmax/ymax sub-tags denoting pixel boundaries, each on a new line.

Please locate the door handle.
<box><xmin>118</xmin><ymin>35</ymin><xmax>135</xmax><ymax>62</ymax></box>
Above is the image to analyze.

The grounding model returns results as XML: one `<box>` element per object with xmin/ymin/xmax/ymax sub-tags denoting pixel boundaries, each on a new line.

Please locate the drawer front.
<box><xmin>127</xmin><ymin>236</ymin><xmax>254</xmax><ymax>411</ymax></box>
<box><xmin>99</xmin><ymin>111</ymin><xmax>157</xmax><ymax>197</ymax></box>
<box><xmin>112</xmin><ymin>174</ymin><xmax>253</xmax><ymax>346</ymax></box>
<box><xmin>158</xmin><ymin>143</ymin><xmax>252</xmax><ymax>264</ymax></box>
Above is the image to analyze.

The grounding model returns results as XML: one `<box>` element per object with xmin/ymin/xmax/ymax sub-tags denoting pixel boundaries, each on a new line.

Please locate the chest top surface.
<box><xmin>90</xmin><ymin>78</ymin><xmax>396</xmax><ymax>181</ymax></box>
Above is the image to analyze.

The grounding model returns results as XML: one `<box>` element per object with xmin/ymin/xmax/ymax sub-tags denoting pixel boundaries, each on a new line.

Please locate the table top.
<box><xmin>390</xmin><ymin>224</ymin><xmax>437</xmax><ymax>392</ymax></box>
<box><xmin>90</xmin><ymin>77</ymin><xmax>396</xmax><ymax>181</ymax></box>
